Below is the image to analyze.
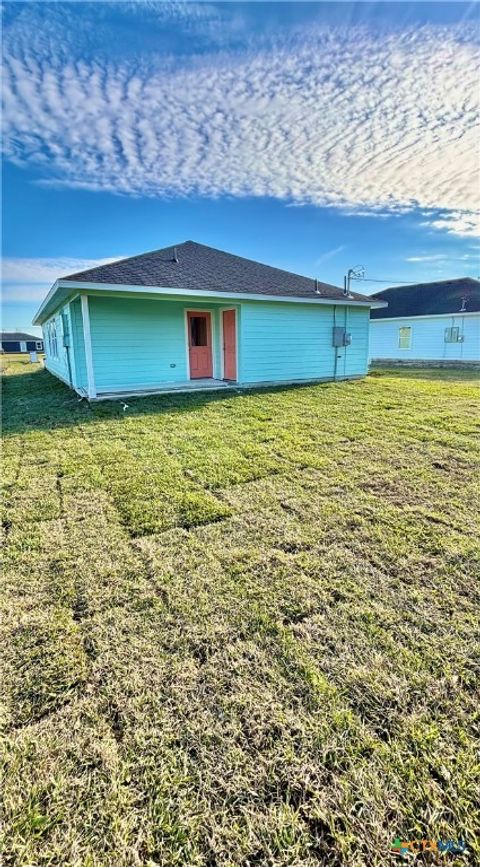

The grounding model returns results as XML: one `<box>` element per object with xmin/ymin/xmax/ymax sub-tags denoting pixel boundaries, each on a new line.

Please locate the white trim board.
<box><xmin>33</xmin><ymin>279</ymin><xmax>386</xmax><ymax>324</ymax></box>
<box><xmin>80</xmin><ymin>294</ymin><xmax>96</xmax><ymax>399</ymax></box>
<box><xmin>371</xmin><ymin>311</ymin><xmax>480</xmax><ymax>323</ymax></box>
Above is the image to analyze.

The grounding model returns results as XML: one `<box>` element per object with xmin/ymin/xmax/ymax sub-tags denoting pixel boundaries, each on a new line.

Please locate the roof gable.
<box><xmin>370</xmin><ymin>277</ymin><xmax>480</xmax><ymax>319</ymax></box>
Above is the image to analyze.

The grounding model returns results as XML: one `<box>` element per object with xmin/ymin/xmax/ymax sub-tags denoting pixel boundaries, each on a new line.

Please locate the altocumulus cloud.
<box><xmin>2</xmin><ymin>8</ymin><xmax>479</xmax><ymax>237</ymax></box>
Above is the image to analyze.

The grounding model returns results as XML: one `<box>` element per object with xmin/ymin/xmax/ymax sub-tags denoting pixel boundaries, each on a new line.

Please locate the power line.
<box><xmin>352</xmin><ymin>277</ymin><xmax>423</xmax><ymax>285</ymax></box>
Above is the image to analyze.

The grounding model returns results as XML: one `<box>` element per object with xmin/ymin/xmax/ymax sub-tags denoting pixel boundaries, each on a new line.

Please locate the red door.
<box><xmin>187</xmin><ymin>312</ymin><xmax>213</xmax><ymax>378</ymax></box>
<box><xmin>223</xmin><ymin>309</ymin><xmax>237</xmax><ymax>380</ymax></box>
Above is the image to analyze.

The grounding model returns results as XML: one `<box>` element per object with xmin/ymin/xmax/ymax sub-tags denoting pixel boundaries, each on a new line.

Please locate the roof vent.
<box><xmin>460</xmin><ymin>296</ymin><xmax>467</xmax><ymax>312</ymax></box>
<box><xmin>172</xmin><ymin>246</ymin><xmax>179</xmax><ymax>263</ymax></box>
<box><xmin>314</xmin><ymin>278</ymin><xmax>321</xmax><ymax>295</ymax></box>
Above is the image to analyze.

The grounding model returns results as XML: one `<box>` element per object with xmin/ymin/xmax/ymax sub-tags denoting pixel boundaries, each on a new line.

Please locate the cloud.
<box><xmin>1</xmin><ymin>257</ymin><xmax>125</xmax><ymax>302</ymax></box>
<box><xmin>421</xmin><ymin>211</ymin><xmax>480</xmax><ymax>238</ymax></box>
<box><xmin>406</xmin><ymin>252</ymin><xmax>479</xmax><ymax>263</ymax></box>
<box><xmin>314</xmin><ymin>245</ymin><xmax>345</xmax><ymax>265</ymax></box>
<box><xmin>406</xmin><ymin>255</ymin><xmax>448</xmax><ymax>262</ymax></box>
<box><xmin>1</xmin><ymin>284</ymin><xmax>51</xmax><ymax>303</ymax></box>
<box><xmin>2</xmin><ymin>10</ymin><xmax>479</xmax><ymax>236</ymax></box>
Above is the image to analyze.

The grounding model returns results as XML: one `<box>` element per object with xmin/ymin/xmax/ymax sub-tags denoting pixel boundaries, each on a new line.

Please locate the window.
<box><xmin>445</xmin><ymin>326</ymin><xmax>461</xmax><ymax>343</ymax></box>
<box><xmin>398</xmin><ymin>326</ymin><xmax>412</xmax><ymax>350</ymax></box>
<box><xmin>190</xmin><ymin>316</ymin><xmax>208</xmax><ymax>346</ymax></box>
<box><xmin>36</xmin><ymin>341</ymin><xmax>43</xmax><ymax>351</ymax></box>
<box><xmin>47</xmin><ymin>320</ymin><xmax>58</xmax><ymax>358</ymax></box>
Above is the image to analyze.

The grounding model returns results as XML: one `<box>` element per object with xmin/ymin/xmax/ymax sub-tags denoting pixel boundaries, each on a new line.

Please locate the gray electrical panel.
<box><xmin>332</xmin><ymin>327</ymin><xmax>352</xmax><ymax>347</ymax></box>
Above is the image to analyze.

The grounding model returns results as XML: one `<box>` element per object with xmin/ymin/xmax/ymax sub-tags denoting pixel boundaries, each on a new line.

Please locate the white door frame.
<box><xmin>219</xmin><ymin>307</ymin><xmax>239</xmax><ymax>381</ymax></box>
<box><xmin>184</xmin><ymin>309</ymin><xmax>218</xmax><ymax>379</ymax></box>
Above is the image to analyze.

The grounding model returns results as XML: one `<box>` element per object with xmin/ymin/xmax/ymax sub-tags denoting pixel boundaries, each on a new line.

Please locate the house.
<box><xmin>1</xmin><ymin>332</ymin><xmax>44</xmax><ymax>353</ymax></box>
<box><xmin>369</xmin><ymin>277</ymin><xmax>480</xmax><ymax>364</ymax></box>
<box><xmin>32</xmin><ymin>241</ymin><xmax>386</xmax><ymax>399</ymax></box>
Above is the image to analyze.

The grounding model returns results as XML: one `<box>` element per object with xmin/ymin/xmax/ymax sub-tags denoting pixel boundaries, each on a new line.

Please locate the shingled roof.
<box><xmin>62</xmin><ymin>240</ymin><xmax>372</xmax><ymax>302</ymax></box>
<box><xmin>1</xmin><ymin>332</ymin><xmax>42</xmax><ymax>342</ymax></box>
<box><xmin>370</xmin><ymin>277</ymin><xmax>480</xmax><ymax>319</ymax></box>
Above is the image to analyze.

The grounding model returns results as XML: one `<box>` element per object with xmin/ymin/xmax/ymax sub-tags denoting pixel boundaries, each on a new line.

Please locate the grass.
<box><xmin>1</xmin><ymin>354</ymin><xmax>479</xmax><ymax>866</ymax></box>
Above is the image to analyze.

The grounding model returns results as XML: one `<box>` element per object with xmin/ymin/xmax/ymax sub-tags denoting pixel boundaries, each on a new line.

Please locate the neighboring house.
<box><xmin>1</xmin><ymin>332</ymin><xmax>44</xmax><ymax>353</ymax></box>
<box><xmin>32</xmin><ymin>240</ymin><xmax>386</xmax><ymax>399</ymax></box>
<box><xmin>369</xmin><ymin>278</ymin><xmax>480</xmax><ymax>363</ymax></box>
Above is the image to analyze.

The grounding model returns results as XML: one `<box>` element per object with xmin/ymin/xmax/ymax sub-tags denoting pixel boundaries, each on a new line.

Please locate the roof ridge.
<box><xmin>179</xmin><ymin>240</ymin><xmax>345</xmax><ymax>291</ymax></box>
<box><xmin>372</xmin><ymin>276</ymin><xmax>480</xmax><ymax>296</ymax></box>
<box><xmin>62</xmin><ymin>241</ymin><xmax>193</xmax><ymax>278</ymax></box>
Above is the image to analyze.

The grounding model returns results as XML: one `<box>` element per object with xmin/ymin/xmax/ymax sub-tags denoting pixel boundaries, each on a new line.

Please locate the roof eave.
<box><xmin>33</xmin><ymin>280</ymin><xmax>387</xmax><ymax>324</ymax></box>
<box><xmin>32</xmin><ymin>279</ymin><xmax>61</xmax><ymax>325</ymax></box>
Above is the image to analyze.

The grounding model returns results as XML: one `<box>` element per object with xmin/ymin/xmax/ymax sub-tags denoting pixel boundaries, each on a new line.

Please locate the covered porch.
<box><xmin>92</xmin><ymin>377</ymin><xmax>238</xmax><ymax>401</ymax></box>
<box><xmin>71</xmin><ymin>293</ymin><xmax>241</xmax><ymax>399</ymax></box>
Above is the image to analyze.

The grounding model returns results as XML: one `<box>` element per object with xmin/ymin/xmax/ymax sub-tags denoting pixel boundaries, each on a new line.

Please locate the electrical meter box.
<box><xmin>332</xmin><ymin>327</ymin><xmax>352</xmax><ymax>347</ymax></box>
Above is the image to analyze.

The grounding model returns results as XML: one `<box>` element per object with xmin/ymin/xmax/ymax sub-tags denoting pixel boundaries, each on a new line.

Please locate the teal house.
<box><xmin>33</xmin><ymin>241</ymin><xmax>386</xmax><ymax>399</ymax></box>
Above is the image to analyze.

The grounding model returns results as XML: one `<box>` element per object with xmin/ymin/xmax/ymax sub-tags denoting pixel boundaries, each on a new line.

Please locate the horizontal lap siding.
<box><xmin>70</xmin><ymin>298</ymin><xmax>87</xmax><ymax>390</ymax></box>
<box><xmin>239</xmin><ymin>302</ymin><xmax>369</xmax><ymax>383</ymax></box>
<box><xmin>369</xmin><ymin>314</ymin><xmax>480</xmax><ymax>361</ymax></box>
<box><xmin>89</xmin><ymin>297</ymin><xmax>189</xmax><ymax>388</ymax></box>
<box><xmin>344</xmin><ymin>307</ymin><xmax>370</xmax><ymax>377</ymax></box>
<box><xmin>42</xmin><ymin>308</ymin><xmax>72</xmax><ymax>385</ymax></box>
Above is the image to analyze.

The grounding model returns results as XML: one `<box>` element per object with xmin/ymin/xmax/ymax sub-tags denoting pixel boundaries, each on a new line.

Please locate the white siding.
<box><xmin>369</xmin><ymin>314</ymin><xmax>480</xmax><ymax>362</ymax></box>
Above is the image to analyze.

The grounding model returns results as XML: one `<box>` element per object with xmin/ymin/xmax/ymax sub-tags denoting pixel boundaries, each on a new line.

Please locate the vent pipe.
<box><xmin>344</xmin><ymin>265</ymin><xmax>365</xmax><ymax>297</ymax></box>
<box><xmin>172</xmin><ymin>247</ymin><xmax>179</xmax><ymax>263</ymax></box>
<box><xmin>460</xmin><ymin>296</ymin><xmax>467</xmax><ymax>312</ymax></box>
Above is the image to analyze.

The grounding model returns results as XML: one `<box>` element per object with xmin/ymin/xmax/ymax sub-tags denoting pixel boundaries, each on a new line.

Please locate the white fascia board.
<box><xmin>32</xmin><ymin>280</ymin><xmax>79</xmax><ymax>325</ymax></box>
<box><xmin>37</xmin><ymin>279</ymin><xmax>387</xmax><ymax>312</ymax></box>
<box><xmin>32</xmin><ymin>280</ymin><xmax>61</xmax><ymax>325</ymax></box>
<box><xmin>33</xmin><ymin>279</ymin><xmax>387</xmax><ymax>324</ymax></box>
<box><xmin>371</xmin><ymin>311</ymin><xmax>479</xmax><ymax>323</ymax></box>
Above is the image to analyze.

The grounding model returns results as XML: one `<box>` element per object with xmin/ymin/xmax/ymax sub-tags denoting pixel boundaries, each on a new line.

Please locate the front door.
<box><xmin>222</xmin><ymin>309</ymin><xmax>237</xmax><ymax>380</ymax></box>
<box><xmin>187</xmin><ymin>312</ymin><xmax>213</xmax><ymax>378</ymax></box>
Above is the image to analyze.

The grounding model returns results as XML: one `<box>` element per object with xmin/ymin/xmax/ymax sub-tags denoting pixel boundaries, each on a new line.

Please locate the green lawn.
<box><xmin>1</xmin><ymin>356</ymin><xmax>479</xmax><ymax>866</ymax></box>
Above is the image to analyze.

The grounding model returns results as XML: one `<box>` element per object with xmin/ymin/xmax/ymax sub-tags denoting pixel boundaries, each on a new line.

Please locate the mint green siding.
<box><xmin>42</xmin><ymin>305</ymin><xmax>74</xmax><ymax>386</ymax></box>
<box><xmin>88</xmin><ymin>296</ymin><xmax>224</xmax><ymax>391</ymax></box>
<box><xmin>43</xmin><ymin>292</ymin><xmax>371</xmax><ymax>395</ymax></box>
<box><xmin>70</xmin><ymin>298</ymin><xmax>87</xmax><ymax>391</ymax></box>
<box><xmin>239</xmin><ymin>302</ymin><xmax>369</xmax><ymax>383</ymax></box>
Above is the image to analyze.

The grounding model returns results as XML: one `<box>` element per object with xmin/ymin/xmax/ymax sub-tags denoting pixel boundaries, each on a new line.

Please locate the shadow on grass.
<box><xmin>2</xmin><ymin>363</ymin><xmax>478</xmax><ymax>437</ymax></box>
<box><xmin>2</xmin><ymin>366</ymin><xmax>344</xmax><ymax>436</ymax></box>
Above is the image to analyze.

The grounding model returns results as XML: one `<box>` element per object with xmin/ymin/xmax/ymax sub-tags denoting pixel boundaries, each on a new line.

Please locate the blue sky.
<box><xmin>2</xmin><ymin>1</ymin><xmax>479</xmax><ymax>334</ymax></box>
